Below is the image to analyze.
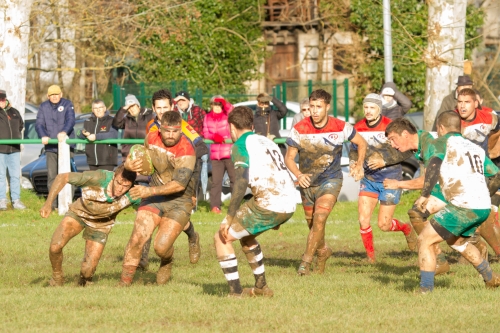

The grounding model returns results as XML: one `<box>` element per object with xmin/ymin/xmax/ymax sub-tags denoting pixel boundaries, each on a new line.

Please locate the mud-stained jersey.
<box><xmin>144</xmin><ymin>131</ymin><xmax>196</xmax><ymax>198</ymax></box>
<box><xmin>68</xmin><ymin>170</ymin><xmax>140</xmax><ymax>228</ymax></box>
<box><xmin>232</xmin><ymin>132</ymin><xmax>296</xmax><ymax>213</ymax></box>
<box><xmin>414</xmin><ymin>130</ymin><xmax>438</xmax><ymax>166</ymax></box>
<box><xmin>352</xmin><ymin>116</ymin><xmax>402</xmax><ymax>182</ymax></box>
<box><xmin>433</xmin><ymin>132</ymin><xmax>499</xmax><ymax>209</ymax></box>
<box><xmin>147</xmin><ymin>118</ymin><xmax>204</xmax><ymax>147</ymax></box>
<box><xmin>286</xmin><ymin>116</ymin><xmax>356</xmax><ymax>186</ymax></box>
<box><xmin>459</xmin><ymin>108</ymin><xmax>500</xmax><ymax>152</ymax></box>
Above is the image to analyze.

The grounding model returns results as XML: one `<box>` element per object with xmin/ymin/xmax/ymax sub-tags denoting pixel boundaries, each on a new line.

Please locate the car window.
<box><xmin>24</xmin><ymin>119</ymin><xmax>39</xmax><ymax>139</ymax></box>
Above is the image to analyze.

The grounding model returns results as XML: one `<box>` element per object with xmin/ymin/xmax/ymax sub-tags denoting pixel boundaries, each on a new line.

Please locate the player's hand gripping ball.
<box><xmin>128</xmin><ymin>145</ymin><xmax>154</xmax><ymax>176</ymax></box>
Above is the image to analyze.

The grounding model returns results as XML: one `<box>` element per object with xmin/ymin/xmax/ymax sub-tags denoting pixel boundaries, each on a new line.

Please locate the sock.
<box><xmin>218</xmin><ymin>254</ymin><xmax>242</xmax><ymax>294</ymax></box>
<box><xmin>243</xmin><ymin>244</ymin><xmax>266</xmax><ymax>289</ymax></box>
<box><xmin>120</xmin><ymin>265</ymin><xmax>137</xmax><ymax>285</ymax></box>
<box><xmin>184</xmin><ymin>222</ymin><xmax>196</xmax><ymax>240</ymax></box>
<box><xmin>360</xmin><ymin>226</ymin><xmax>375</xmax><ymax>259</ymax></box>
<box><xmin>475</xmin><ymin>260</ymin><xmax>493</xmax><ymax>282</ymax></box>
<box><xmin>420</xmin><ymin>271</ymin><xmax>435</xmax><ymax>291</ymax></box>
<box><xmin>391</xmin><ymin>219</ymin><xmax>411</xmax><ymax>236</ymax></box>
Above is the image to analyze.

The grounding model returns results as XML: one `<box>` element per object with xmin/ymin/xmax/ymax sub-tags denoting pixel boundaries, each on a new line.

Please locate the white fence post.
<box><xmin>58</xmin><ymin>136</ymin><xmax>71</xmax><ymax>215</ymax></box>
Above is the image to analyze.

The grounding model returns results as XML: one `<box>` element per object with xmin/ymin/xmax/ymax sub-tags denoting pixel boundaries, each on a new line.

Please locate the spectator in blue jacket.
<box><xmin>78</xmin><ymin>100</ymin><xmax>119</xmax><ymax>171</ymax></box>
<box><xmin>35</xmin><ymin>85</ymin><xmax>76</xmax><ymax>209</ymax></box>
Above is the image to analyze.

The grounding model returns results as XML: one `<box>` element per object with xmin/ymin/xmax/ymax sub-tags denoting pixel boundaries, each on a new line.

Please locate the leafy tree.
<box><xmin>348</xmin><ymin>0</ymin><xmax>483</xmax><ymax>113</ymax></box>
<box><xmin>134</xmin><ymin>0</ymin><xmax>267</xmax><ymax>95</ymax></box>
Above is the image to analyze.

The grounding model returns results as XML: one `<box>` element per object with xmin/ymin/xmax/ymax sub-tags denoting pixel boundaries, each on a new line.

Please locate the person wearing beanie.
<box><xmin>0</xmin><ymin>90</ymin><xmax>26</xmax><ymax>210</ymax></box>
<box><xmin>432</xmin><ymin>75</ymin><xmax>474</xmax><ymax>130</ymax></box>
<box><xmin>380</xmin><ymin>82</ymin><xmax>412</xmax><ymax>120</ymax></box>
<box><xmin>112</xmin><ymin>93</ymin><xmax>154</xmax><ymax>160</ymax></box>
<box><xmin>349</xmin><ymin>93</ymin><xmax>417</xmax><ymax>263</ymax></box>
<box><xmin>172</xmin><ymin>90</ymin><xmax>206</xmax><ymax>135</ymax></box>
<box><xmin>35</xmin><ymin>84</ymin><xmax>76</xmax><ymax>210</ymax></box>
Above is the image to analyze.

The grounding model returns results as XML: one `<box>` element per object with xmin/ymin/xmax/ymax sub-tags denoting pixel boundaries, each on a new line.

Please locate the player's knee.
<box><xmin>407</xmin><ymin>207</ymin><xmax>429</xmax><ymax>221</ymax></box>
<box><xmin>49</xmin><ymin>242</ymin><xmax>63</xmax><ymax>255</ymax></box>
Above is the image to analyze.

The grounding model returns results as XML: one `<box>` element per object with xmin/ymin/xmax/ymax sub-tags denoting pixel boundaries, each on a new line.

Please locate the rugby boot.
<box><xmin>188</xmin><ymin>232</ymin><xmax>201</xmax><ymax>264</ymax></box>
<box><xmin>404</xmin><ymin>224</ymin><xmax>418</xmax><ymax>252</ymax></box>
<box><xmin>485</xmin><ymin>272</ymin><xmax>500</xmax><ymax>289</ymax></box>
<box><xmin>156</xmin><ymin>257</ymin><xmax>174</xmax><ymax>285</ymax></box>
<box><xmin>297</xmin><ymin>261</ymin><xmax>311</xmax><ymax>276</ymax></box>
<box><xmin>315</xmin><ymin>246</ymin><xmax>333</xmax><ymax>274</ymax></box>
<box><xmin>78</xmin><ymin>274</ymin><xmax>93</xmax><ymax>287</ymax></box>
<box><xmin>241</xmin><ymin>285</ymin><xmax>274</xmax><ymax>298</ymax></box>
<box><xmin>49</xmin><ymin>272</ymin><xmax>64</xmax><ymax>287</ymax></box>
<box><xmin>118</xmin><ymin>265</ymin><xmax>136</xmax><ymax>287</ymax></box>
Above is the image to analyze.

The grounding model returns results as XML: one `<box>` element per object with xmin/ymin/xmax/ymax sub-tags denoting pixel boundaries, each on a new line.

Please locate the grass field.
<box><xmin>1</xmin><ymin>189</ymin><xmax>499</xmax><ymax>332</ymax></box>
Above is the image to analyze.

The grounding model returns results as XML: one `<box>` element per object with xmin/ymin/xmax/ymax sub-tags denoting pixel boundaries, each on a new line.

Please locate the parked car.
<box><xmin>25</xmin><ymin>103</ymin><xmax>38</xmax><ymax>114</ymax></box>
<box><xmin>405</xmin><ymin>111</ymin><xmax>423</xmax><ymax>130</ymax></box>
<box><xmin>21</xmin><ymin>117</ymin><xmax>123</xmax><ymax>193</ymax></box>
<box><xmin>21</xmin><ymin>113</ymin><xmax>44</xmax><ymax>168</ymax></box>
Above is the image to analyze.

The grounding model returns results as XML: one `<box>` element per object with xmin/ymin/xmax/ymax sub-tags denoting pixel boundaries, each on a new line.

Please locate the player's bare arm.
<box><xmin>367</xmin><ymin>147</ymin><xmax>413</xmax><ymax>170</ymax></box>
<box><xmin>220</xmin><ymin>167</ymin><xmax>249</xmax><ymax>242</ymax></box>
<box><xmin>384</xmin><ymin>173</ymin><xmax>424</xmax><ymax>190</ymax></box>
<box><xmin>40</xmin><ymin>173</ymin><xmax>71</xmax><ymax>217</ymax></box>
<box><xmin>349</xmin><ymin>132</ymin><xmax>367</xmax><ymax>181</ymax></box>
<box><xmin>285</xmin><ymin>145</ymin><xmax>311</xmax><ymax>188</ymax></box>
<box><xmin>129</xmin><ymin>166</ymin><xmax>193</xmax><ymax>200</ymax></box>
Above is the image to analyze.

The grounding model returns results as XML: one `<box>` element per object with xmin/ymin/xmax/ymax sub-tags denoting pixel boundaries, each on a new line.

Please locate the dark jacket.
<box><xmin>112</xmin><ymin>106</ymin><xmax>155</xmax><ymax>158</ymax></box>
<box><xmin>432</xmin><ymin>91</ymin><xmax>457</xmax><ymax>130</ymax></box>
<box><xmin>380</xmin><ymin>82</ymin><xmax>412</xmax><ymax>120</ymax></box>
<box><xmin>173</xmin><ymin>102</ymin><xmax>206</xmax><ymax>136</ymax></box>
<box><xmin>0</xmin><ymin>104</ymin><xmax>23</xmax><ymax>154</ymax></box>
<box><xmin>35</xmin><ymin>98</ymin><xmax>76</xmax><ymax>153</ymax></box>
<box><xmin>77</xmin><ymin>112</ymin><xmax>118</xmax><ymax>166</ymax></box>
<box><xmin>254</xmin><ymin>96</ymin><xmax>288</xmax><ymax>155</ymax></box>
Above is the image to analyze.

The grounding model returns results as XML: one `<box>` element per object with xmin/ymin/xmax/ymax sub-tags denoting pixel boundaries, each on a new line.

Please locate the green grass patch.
<box><xmin>0</xmin><ymin>190</ymin><xmax>498</xmax><ymax>332</ymax></box>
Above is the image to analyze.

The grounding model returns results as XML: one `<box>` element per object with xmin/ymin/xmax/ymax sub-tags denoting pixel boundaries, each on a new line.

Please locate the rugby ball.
<box><xmin>129</xmin><ymin>145</ymin><xmax>154</xmax><ymax>176</ymax></box>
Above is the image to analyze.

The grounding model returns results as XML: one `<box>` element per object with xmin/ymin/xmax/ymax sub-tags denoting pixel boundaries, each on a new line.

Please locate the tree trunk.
<box><xmin>423</xmin><ymin>0</ymin><xmax>467</xmax><ymax>130</ymax></box>
<box><xmin>0</xmin><ymin>0</ymin><xmax>34</xmax><ymax>115</ymax></box>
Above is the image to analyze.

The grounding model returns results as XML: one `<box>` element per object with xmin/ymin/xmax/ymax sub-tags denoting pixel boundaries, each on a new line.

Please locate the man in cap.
<box><xmin>35</xmin><ymin>85</ymin><xmax>75</xmax><ymax>210</ymax></box>
<box><xmin>350</xmin><ymin>93</ymin><xmax>416</xmax><ymax>262</ymax></box>
<box><xmin>379</xmin><ymin>82</ymin><xmax>412</xmax><ymax>120</ymax></box>
<box><xmin>173</xmin><ymin>91</ymin><xmax>206</xmax><ymax>135</ymax></box>
<box><xmin>254</xmin><ymin>92</ymin><xmax>288</xmax><ymax>156</ymax></box>
<box><xmin>0</xmin><ymin>89</ymin><xmax>26</xmax><ymax>210</ymax></box>
<box><xmin>432</xmin><ymin>75</ymin><xmax>474</xmax><ymax>130</ymax></box>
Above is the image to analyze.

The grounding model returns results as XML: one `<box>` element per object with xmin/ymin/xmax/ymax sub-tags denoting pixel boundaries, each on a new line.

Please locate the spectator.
<box><xmin>35</xmin><ymin>84</ymin><xmax>76</xmax><ymax>210</ymax></box>
<box><xmin>432</xmin><ymin>75</ymin><xmax>474</xmax><ymax>130</ymax></box>
<box><xmin>112</xmin><ymin>94</ymin><xmax>154</xmax><ymax>160</ymax></box>
<box><xmin>203</xmin><ymin>96</ymin><xmax>235</xmax><ymax>214</ymax></box>
<box><xmin>475</xmin><ymin>89</ymin><xmax>494</xmax><ymax>113</ymax></box>
<box><xmin>253</xmin><ymin>93</ymin><xmax>287</xmax><ymax>156</ymax></box>
<box><xmin>78</xmin><ymin>100</ymin><xmax>119</xmax><ymax>171</ymax></box>
<box><xmin>173</xmin><ymin>91</ymin><xmax>206</xmax><ymax>135</ymax></box>
<box><xmin>291</xmin><ymin>98</ymin><xmax>311</xmax><ymax>127</ymax></box>
<box><xmin>0</xmin><ymin>90</ymin><xmax>25</xmax><ymax>210</ymax></box>
<box><xmin>380</xmin><ymin>82</ymin><xmax>412</xmax><ymax>120</ymax></box>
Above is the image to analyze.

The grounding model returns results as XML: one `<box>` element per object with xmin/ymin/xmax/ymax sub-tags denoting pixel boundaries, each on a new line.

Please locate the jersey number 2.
<box><xmin>465</xmin><ymin>151</ymin><xmax>484</xmax><ymax>174</ymax></box>
<box><xmin>266</xmin><ymin>149</ymin><xmax>287</xmax><ymax>170</ymax></box>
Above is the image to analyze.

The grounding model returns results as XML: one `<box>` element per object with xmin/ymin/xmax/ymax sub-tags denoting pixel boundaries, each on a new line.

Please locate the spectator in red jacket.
<box><xmin>202</xmin><ymin>96</ymin><xmax>235</xmax><ymax>214</ymax></box>
<box><xmin>173</xmin><ymin>91</ymin><xmax>206</xmax><ymax>135</ymax></box>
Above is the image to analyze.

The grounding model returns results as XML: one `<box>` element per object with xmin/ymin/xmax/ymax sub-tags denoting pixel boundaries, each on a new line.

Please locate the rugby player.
<box><xmin>119</xmin><ymin>111</ymin><xmax>197</xmax><ymax>286</ymax></box>
<box><xmin>41</xmin><ymin>165</ymin><xmax>138</xmax><ymax>286</ymax></box>
<box><xmin>214</xmin><ymin>106</ymin><xmax>296</xmax><ymax>297</ymax></box>
<box><xmin>415</xmin><ymin>111</ymin><xmax>500</xmax><ymax>292</ymax></box>
<box><xmin>145</xmin><ymin>89</ymin><xmax>207</xmax><ymax>265</ymax></box>
<box><xmin>285</xmin><ymin>89</ymin><xmax>367</xmax><ymax>275</ymax></box>
<box><xmin>350</xmin><ymin>94</ymin><xmax>416</xmax><ymax>262</ymax></box>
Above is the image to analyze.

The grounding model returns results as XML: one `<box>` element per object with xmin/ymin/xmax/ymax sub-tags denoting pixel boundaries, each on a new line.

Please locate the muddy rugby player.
<box><xmin>285</xmin><ymin>89</ymin><xmax>367</xmax><ymax>275</ymax></box>
<box><xmin>120</xmin><ymin>111</ymin><xmax>198</xmax><ymax>286</ymax></box>
<box><xmin>350</xmin><ymin>94</ymin><xmax>417</xmax><ymax>263</ymax></box>
<box><xmin>387</xmin><ymin>112</ymin><xmax>500</xmax><ymax>292</ymax></box>
<box><xmin>41</xmin><ymin>165</ymin><xmax>138</xmax><ymax>286</ymax></box>
<box><xmin>214</xmin><ymin>106</ymin><xmax>296</xmax><ymax>297</ymax></box>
